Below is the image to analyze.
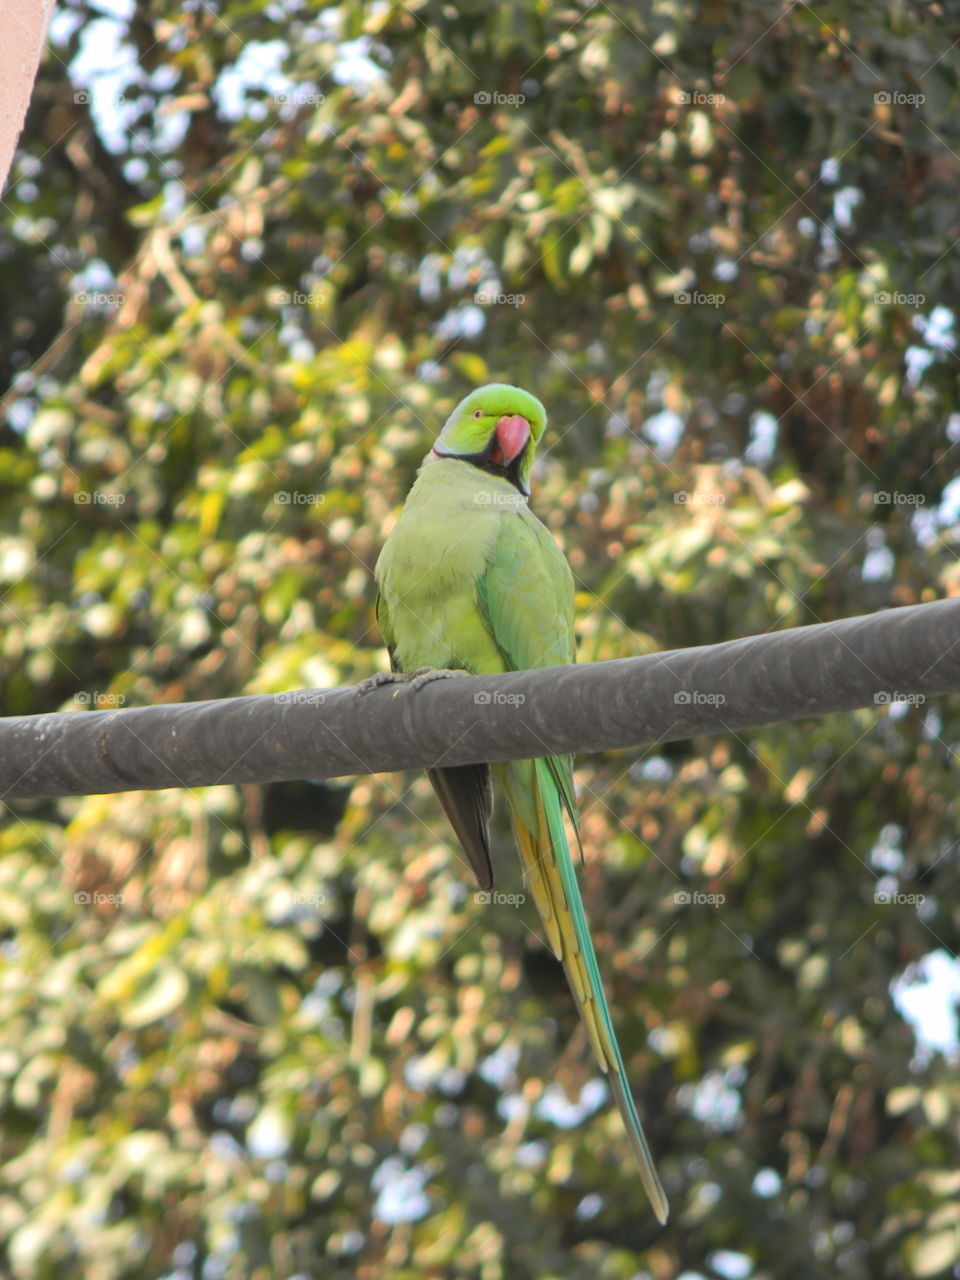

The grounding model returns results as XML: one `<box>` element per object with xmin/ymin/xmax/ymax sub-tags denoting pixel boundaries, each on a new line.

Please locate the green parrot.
<box><xmin>373</xmin><ymin>383</ymin><xmax>668</xmax><ymax>1222</ymax></box>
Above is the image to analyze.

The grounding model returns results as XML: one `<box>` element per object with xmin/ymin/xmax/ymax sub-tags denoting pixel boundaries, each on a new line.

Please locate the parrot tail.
<box><xmin>510</xmin><ymin>757</ymin><xmax>669</xmax><ymax>1224</ymax></box>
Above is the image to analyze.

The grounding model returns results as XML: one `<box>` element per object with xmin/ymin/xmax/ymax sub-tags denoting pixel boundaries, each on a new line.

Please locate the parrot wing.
<box><xmin>376</xmin><ymin>566</ymin><xmax>495</xmax><ymax>891</ymax></box>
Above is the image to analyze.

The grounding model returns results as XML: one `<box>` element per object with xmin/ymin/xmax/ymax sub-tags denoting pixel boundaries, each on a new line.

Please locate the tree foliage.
<box><xmin>1</xmin><ymin>1</ymin><xmax>959</xmax><ymax>1277</ymax></box>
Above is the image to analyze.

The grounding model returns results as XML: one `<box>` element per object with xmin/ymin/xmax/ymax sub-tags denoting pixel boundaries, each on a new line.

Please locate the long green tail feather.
<box><xmin>533</xmin><ymin>757</ymin><xmax>669</xmax><ymax>1224</ymax></box>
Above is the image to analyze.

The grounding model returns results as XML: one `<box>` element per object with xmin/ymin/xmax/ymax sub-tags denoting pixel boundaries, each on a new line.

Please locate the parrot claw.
<box><xmin>356</xmin><ymin>671</ymin><xmax>406</xmax><ymax>696</ymax></box>
<box><xmin>356</xmin><ymin>668</ymin><xmax>470</xmax><ymax>697</ymax></box>
<box><xmin>407</xmin><ymin>667</ymin><xmax>470</xmax><ymax>692</ymax></box>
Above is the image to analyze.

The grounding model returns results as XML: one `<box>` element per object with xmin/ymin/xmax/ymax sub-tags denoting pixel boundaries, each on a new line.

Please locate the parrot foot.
<box><xmin>355</xmin><ymin>668</ymin><xmax>469</xmax><ymax>697</ymax></box>
<box><xmin>407</xmin><ymin>666</ymin><xmax>470</xmax><ymax>692</ymax></box>
<box><xmin>356</xmin><ymin>671</ymin><xmax>407</xmax><ymax>696</ymax></box>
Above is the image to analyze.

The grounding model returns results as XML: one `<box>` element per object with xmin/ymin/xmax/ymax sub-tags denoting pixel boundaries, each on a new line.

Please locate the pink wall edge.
<box><xmin>1</xmin><ymin>0</ymin><xmax>56</xmax><ymax>195</ymax></box>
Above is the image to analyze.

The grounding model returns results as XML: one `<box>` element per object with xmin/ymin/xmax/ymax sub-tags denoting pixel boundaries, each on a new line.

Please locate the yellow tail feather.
<box><xmin>511</xmin><ymin>805</ymin><xmax>612</xmax><ymax>1074</ymax></box>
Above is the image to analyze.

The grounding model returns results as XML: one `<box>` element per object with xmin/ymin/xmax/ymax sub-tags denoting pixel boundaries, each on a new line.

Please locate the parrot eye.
<box><xmin>472</xmin><ymin>409</ymin><xmax>484</xmax><ymax>419</ymax></box>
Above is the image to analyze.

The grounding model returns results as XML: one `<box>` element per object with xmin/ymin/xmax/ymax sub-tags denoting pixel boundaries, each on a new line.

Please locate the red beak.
<box><xmin>490</xmin><ymin>414</ymin><xmax>530</xmax><ymax>466</ymax></box>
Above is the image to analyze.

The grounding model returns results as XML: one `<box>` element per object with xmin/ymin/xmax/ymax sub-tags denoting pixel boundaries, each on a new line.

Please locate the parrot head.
<box><xmin>432</xmin><ymin>383</ymin><xmax>547</xmax><ymax>495</ymax></box>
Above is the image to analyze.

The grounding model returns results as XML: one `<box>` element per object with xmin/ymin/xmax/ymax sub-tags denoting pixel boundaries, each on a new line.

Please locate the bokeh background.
<box><xmin>1</xmin><ymin>1</ymin><xmax>959</xmax><ymax>1277</ymax></box>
